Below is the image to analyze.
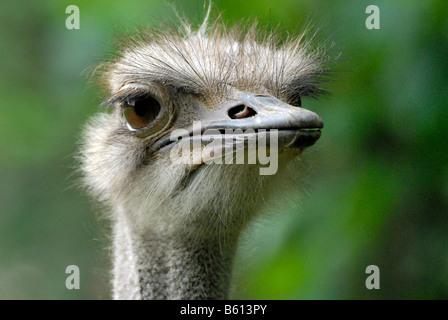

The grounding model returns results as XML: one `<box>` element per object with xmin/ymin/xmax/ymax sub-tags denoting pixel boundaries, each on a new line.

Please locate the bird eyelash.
<box><xmin>105</xmin><ymin>93</ymin><xmax>148</xmax><ymax>108</ymax></box>
<box><xmin>101</xmin><ymin>87</ymin><xmax>161</xmax><ymax>108</ymax></box>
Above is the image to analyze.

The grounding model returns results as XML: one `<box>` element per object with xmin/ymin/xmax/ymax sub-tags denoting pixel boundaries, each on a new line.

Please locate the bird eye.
<box><xmin>122</xmin><ymin>95</ymin><xmax>161</xmax><ymax>130</ymax></box>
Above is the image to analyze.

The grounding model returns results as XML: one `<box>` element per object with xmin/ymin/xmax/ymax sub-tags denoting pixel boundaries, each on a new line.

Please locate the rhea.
<box><xmin>81</xmin><ymin>14</ymin><xmax>330</xmax><ymax>299</ymax></box>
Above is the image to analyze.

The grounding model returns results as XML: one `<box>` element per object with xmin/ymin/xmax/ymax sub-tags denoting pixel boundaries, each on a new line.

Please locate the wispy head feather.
<box><xmin>98</xmin><ymin>12</ymin><xmax>334</xmax><ymax>106</ymax></box>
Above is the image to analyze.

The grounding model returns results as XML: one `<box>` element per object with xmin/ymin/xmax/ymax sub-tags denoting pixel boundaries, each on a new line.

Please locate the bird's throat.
<box><xmin>112</xmin><ymin>210</ymin><xmax>239</xmax><ymax>300</ymax></box>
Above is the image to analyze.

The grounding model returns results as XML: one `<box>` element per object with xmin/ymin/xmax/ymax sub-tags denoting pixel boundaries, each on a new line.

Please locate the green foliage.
<box><xmin>1</xmin><ymin>0</ymin><xmax>447</xmax><ymax>299</ymax></box>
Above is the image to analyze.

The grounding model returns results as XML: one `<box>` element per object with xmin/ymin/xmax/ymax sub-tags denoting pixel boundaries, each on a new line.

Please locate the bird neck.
<box><xmin>111</xmin><ymin>211</ymin><xmax>239</xmax><ymax>300</ymax></box>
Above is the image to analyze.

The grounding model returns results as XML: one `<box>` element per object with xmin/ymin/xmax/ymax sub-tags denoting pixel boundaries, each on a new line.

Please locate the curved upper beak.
<box><xmin>202</xmin><ymin>92</ymin><xmax>322</xmax><ymax>130</ymax></box>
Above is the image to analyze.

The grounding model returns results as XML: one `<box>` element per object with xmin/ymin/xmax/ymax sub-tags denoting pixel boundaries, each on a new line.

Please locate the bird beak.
<box><xmin>199</xmin><ymin>92</ymin><xmax>323</xmax><ymax>148</ymax></box>
<box><xmin>150</xmin><ymin>92</ymin><xmax>323</xmax><ymax>153</ymax></box>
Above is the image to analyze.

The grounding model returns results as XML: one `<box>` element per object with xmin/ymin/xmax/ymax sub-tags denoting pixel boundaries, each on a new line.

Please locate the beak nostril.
<box><xmin>228</xmin><ymin>105</ymin><xmax>257</xmax><ymax>119</ymax></box>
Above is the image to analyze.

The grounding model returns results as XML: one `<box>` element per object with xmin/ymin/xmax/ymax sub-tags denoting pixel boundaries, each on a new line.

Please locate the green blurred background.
<box><xmin>1</xmin><ymin>0</ymin><xmax>447</xmax><ymax>299</ymax></box>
